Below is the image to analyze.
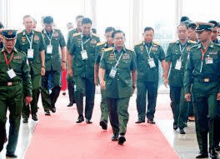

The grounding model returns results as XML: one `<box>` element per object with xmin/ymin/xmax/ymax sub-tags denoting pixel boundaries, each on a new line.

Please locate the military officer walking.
<box><xmin>67</xmin><ymin>18</ymin><xmax>100</xmax><ymax>124</ymax></box>
<box><xmin>41</xmin><ymin>16</ymin><xmax>66</xmax><ymax>115</ymax></box>
<box><xmin>184</xmin><ymin>22</ymin><xmax>220</xmax><ymax>159</ymax></box>
<box><xmin>15</xmin><ymin>15</ymin><xmax>46</xmax><ymax>123</ymax></box>
<box><xmin>0</xmin><ymin>29</ymin><xmax>32</xmax><ymax>158</ymax></box>
<box><xmin>135</xmin><ymin>27</ymin><xmax>166</xmax><ymax>124</ymax></box>
<box><xmin>95</xmin><ymin>27</ymin><xmax>115</xmax><ymax>130</ymax></box>
<box><xmin>66</xmin><ymin>15</ymin><xmax>84</xmax><ymax>107</ymax></box>
<box><xmin>99</xmin><ymin>30</ymin><xmax>137</xmax><ymax>145</ymax></box>
<box><xmin>164</xmin><ymin>23</ymin><xmax>196</xmax><ymax>134</ymax></box>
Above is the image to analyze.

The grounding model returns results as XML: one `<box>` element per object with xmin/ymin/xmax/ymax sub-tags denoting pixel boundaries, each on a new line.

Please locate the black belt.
<box><xmin>0</xmin><ymin>81</ymin><xmax>20</xmax><ymax>86</ymax></box>
<box><xmin>194</xmin><ymin>77</ymin><xmax>218</xmax><ymax>83</ymax></box>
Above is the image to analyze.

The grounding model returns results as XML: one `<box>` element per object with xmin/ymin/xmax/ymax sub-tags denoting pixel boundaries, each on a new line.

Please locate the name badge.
<box><xmin>28</xmin><ymin>49</ymin><xmax>34</xmax><ymax>59</ymax></box>
<box><xmin>175</xmin><ymin>59</ymin><xmax>182</xmax><ymax>70</ymax></box>
<box><xmin>47</xmin><ymin>45</ymin><xmax>53</xmax><ymax>54</ymax></box>
<box><xmin>109</xmin><ymin>67</ymin><xmax>117</xmax><ymax>78</ymax></box>
<box><xmin>148</xmin><ymin>58</ymin><xmax>156</xmax><ymax>68</ymax></box>
<box><xmin>7</xmin><ymin>69</ymin><xmax>16</xmax><ymax>79</ymax></box>
<box><xmin>206</xmin><ymin>57</ymin><xmax>213</xmax><ymax>64</ymax></box>
<box><xmin>81</xmin><ymin>50</ymin><xmax>88</xmax><ymax>60</ymax></box>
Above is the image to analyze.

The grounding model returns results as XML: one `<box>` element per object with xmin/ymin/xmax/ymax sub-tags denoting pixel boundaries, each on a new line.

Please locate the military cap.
<box><xmin>196</xmin><ymin>22</ymin><xmax>214</xmax><ymax>31</ymax></box>
<box><xmin>1</xmin><ymin>29</ymin><xmax>17</xmax><ymax>39</ymax></box>
<box><xmin>209</xmin><ymin>20</ymin><xmax>219</xmax><ymax>27</ymax></box>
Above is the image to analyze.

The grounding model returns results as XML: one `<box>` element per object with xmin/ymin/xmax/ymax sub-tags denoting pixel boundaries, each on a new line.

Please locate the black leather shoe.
<box><xmin>32</xmin><ymin>114</ymin><xmax>38</xmax><ymax>121</ymax></box>
<box><xmin>118</xmin><ymin>135</ymin><xmax>126</xmax><ymax>145</ymax></box>
<box><xmin>76</xmin><ymin>115</ymin><xmax>84</xmax><ymax>123</ymax></box>
<box><xmin>23</xmin><ymin>118</ymin><xmax>28</xmax><ymax>123</ymax></box>
<box><xmin>100</xmin><ymin>120</ymin><xmax>107</xmax><ymax>130</ymax></box>
<box><xmin>6</xmin><ymin>153</ymin><xmax>17</xmax><ymax>158</ymax></box>
<box><xmin>195</xmin><ymin>152</ymin><xmax>208</xmax><ymax>158</ymax></box>
<box><xmin>180</xmin><ymin>129</ymin><xmax>185</xmax><ymax>134</ymax></box>
<box><xmin>86</xmin><ymin>119</ymin><xmax>92</xmax><ymax>124</ymax></box>
<box><xmin>135</xmin><ymin>120</ymin><xmax>145</xmax><ymax>124</ymax></box>
<box><xmin>147</xmin><ymin>119</ymin><xmax>156</xmax><ymax>124</ymax></box>
<box><xmin>111</xmin><ymin>134</ymin><xmax>118</xmax><ymax>141</ymax></box>
<box><xmin>50</xmin><ymin>107</ymin><xmax>56</xmax><ymax>113</ymax></box>
<box><xmin>45</xmin><ymin>111</ymin><xmax>51</xmax><ymax>116</ymax></box>
<box><xmin>210</xmin><ymin>149</ymin><xmax>218</xmax><ymax>159</ymax></box>
<box><xmin>67</xmin><ymin>103</ymin><xmax>73</xmax><ymax>107</ymax></box>
<box><xmin>173</xmin><ymin>124</ymin><xmax>178</xmax><ymax>130</ymax></box>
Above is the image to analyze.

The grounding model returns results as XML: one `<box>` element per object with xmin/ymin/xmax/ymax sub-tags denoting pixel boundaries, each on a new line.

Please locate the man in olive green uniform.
<box><xmin>0</xmin><ymin>30</ymin><xmax>32</xmax><ymax>158</ymax></box>
<box><xmin>135</xmin><ymin>27</ymin><xmax>166</xmax><ymax>124</ymax></box>
<box><xmin>95</xmin><ymin>27</ymin><xmax>115</xmax><ymax>130</ymax></box>
<box><xmin>15</xmin><ymin>15</ymin><xmax>46</xmax><ymax>123</ymax></box>
<box><xmin>184</xmin><ymin>22</ymin><xmax>220</xmax><ymax>159</ymax></box>
<box><xmin>41</xmin><ymin>16</ymin><xmax>66</xmax><ymax>115</ymax></box>
<box><xmin>164</xmin><ymin>23</ymin><xmax>196</xmax><ymax>134</ymax></box>
<box><xmin>66</xmin><ymin>15</ymin><xmax>83</xmax><ymax>107</ymax></box>
<box><xmin>67</xmin><ymin>18</ymin><xmax>100</xmax><ymax>124</ymax></box>
<box><xmin>99</xmin><ymin>30</ymin><xmax>137</xmax><ymax>145</ymax></box>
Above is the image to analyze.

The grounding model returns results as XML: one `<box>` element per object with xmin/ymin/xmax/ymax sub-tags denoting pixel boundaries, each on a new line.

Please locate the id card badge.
<box><xmin>206</xmin><ymin>57</ymin><xmax>213</xmax><ymax>64</ymax></box>
<box><xmin>148</xmin><ymin>58</ymin><xmax>156</xmax><ymax>68</ymax></box>
<box><xmin>109</xmin><ymin>67</ymin><xmax>117</xmax><ymax>78</ymax></box>
<box><xmin>175</xmin><ymin>60</ymin><xmax>182</xmax><ymax>70</ymax></box>
<box><xmin>27</xmin><ymin>49</ymin><xmax>34</xmax><ymax>59</ymax></box>
<box><xmin>81</xmin><ymin>50</ymin><xmax>88</xmax><ymax>60</ymax></box>
<box><xmin>7</xmin><ymin>69</ymin><xmax>16</xmax><ymax>79</ymax></box>
<box><xmin>47</xmin><ymin>45</ymin><xmax>53</xmax><ymax>54</ymax></box>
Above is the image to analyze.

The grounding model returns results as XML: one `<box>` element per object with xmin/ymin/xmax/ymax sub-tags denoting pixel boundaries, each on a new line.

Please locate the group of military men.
<box><xmin>0</xmin><ymin>14</ymin><xmax>220</xmax><ymax>158</ymax></box>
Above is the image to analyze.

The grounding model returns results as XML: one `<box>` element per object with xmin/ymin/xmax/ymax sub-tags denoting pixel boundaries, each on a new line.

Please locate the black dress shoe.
<box><xmin>23</xmin><ymin>118</ymin><xmax>28</xmax><ymax>123</ymax></box>
<box><xmin>86</xmin><ymin>119</ymin><xmax>92</xmax><ymax>124</ymax></box>
<box><xmin>45</xmin><ymin>111</ymin><xmax>51</xmax><ymax>116</ymax></box>
<box><xmin>118</xmin><ymin>135</ymin><xmax>126</xmax><ymax>145</ymax></box>
<box><xmin>111</xmin><ymin>134</ymin><xmax>118</xmax><ymax>141</ymax></box>
<box><xmin>135</xmin><ymin>120</ymin><xmax>145</xmax><ymax>124</ymax></box>
<box><xmin>210</xmin><ymin>149</ymin><xmax>218</xmax><ymax>159</ymax></box>
<box><xmin>6</xmin><ymin>153</ymin><xmax>17</xmax><ymax>158</ymax></box>
<box><xmin>173</xmin><ymin>124</ymin><xmax>178</xmax><ymax>130</ymax></box>
<box><xmin>100</xmin><ymin>120</ymin><xmax>107</xmax><ymax>130</ymax></box>
<box><xmin>49</xmin><ymin>107</ymin><xmax>56</xmax><ymax>113</ymax></box>
<box><xmin>32</xmin><ymin>114</ymin><xmax>38</xmax><ymax>121</ymax></box>
<box><xmin>76</xmin><ymin>116</ymin><xmax>84</xmax><ymax>123</ymax></box>
<box><xmin>180</xmin><ymin>129</ymin><xmax>186</xmax><ymax>134</ymax></box>
<box><xmin>147</xmin><ymin>119</ymin><xmax>156</xmax><ymax>124</ymax></box>
<box><xmin>67</xmin><ymin>103</ymin><xmax>73</xmax><ymax>107</ymax></box>
<box><xmin>195</xmin><ymin>152</ymin><xmax>208</xmax><ymax>158</ymax></box>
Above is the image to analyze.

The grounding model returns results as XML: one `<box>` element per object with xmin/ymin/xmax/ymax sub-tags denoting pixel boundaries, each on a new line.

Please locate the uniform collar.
<box><xmin>143</xmin><ymin>41</ymin><xmax>153</xmax><ymax>46</ymax></box>
<box><xmin>23</xmin><ymin>30</ymin><xmax>34</xmax><ymax>36</ymax></box>
<box><xmin>2</xmin><ymin>47</ymin><xmax>17</xmax><ymax>54</ymax></box>
<box><xmin>104</xmin><ymin>42</ymin><xmax>114</xmax><ymax>48</ymax></box>
<box><xmin>113</xmin><ymin>46</ymin><xmax>126</xmax><ymax>53</ymax></box>
<box><xmin>198</xmin><ymin>41</ymin><xmax>214</xmax><ymax>49</ymax></box>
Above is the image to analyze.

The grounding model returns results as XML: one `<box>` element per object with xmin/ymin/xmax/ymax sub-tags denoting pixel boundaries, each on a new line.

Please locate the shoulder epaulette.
<box><xmin>188</xmin><ymin>40</ymin><xmax>197</xmax><ymax>44</ymax></box>
<box><xmin>92</xmin><ymin>33</ymin><xmax>99</xmax><ymax>38</ymax></box>
<box><xmin>73</xmin><ymin>32</ymin><xmax>81</xmax><ymax>37</ymax></box>
<box><xmin>126</xmin><ymin>48</ymin><xmax>134</xmax><ymax>52</ymax></box>
<box><xmin>97</xmin><ymin>42</ymin><xmax>106</xmax><ymax>46</ymax></box>
<box><xmin>103</xmin><ymin>47</ymin><xmax>113</xmax><ymax>52</ymax></box>
<box><xmin>153</xmin><ymin>41</ymin><xmax>160</xmax><ymax>45</ymax></box>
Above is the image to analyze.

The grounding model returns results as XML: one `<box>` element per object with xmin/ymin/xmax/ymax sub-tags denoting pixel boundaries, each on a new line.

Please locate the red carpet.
<box><xmin>25</xmin><ymin>94</ymin><xmax>179</xmax><ymax>159</ymax></box>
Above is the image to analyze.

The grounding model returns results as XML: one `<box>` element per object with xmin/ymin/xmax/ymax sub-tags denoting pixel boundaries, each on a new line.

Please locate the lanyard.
<box><xmin>81</xmin><ymin>35</ymin><xmax>91</xmax><ymax>50</ymax></box>
<box><xmin>144</xmin><ymin>45</ymin><xmax>152</xmax><ymax>58</ymax></box>
<box><xmin>113</xmin><ymin>51</ymin><xmax>123</xmax><ymax>68</ymax></box>
<box><xmin>26</xmin><ymin>34</ymin><xmax>33</xmax><ymax>49</ymax></box>
<box><xmin>45</xmin><ymin>29</ymin><xmax>53</xmax><ymax>45</ymax></box>
<box><xmin>199</xmin><ymin>48</ymin><xmax>208</xmax><ymax>72</ymax></box>
<box><xmin>178</xmin><ymin>44</ymin><xmax>187</xmax><ymax>60</ymax></box>
<box><xmin>3</xmin><ymin>52</ymin><xmax>14</xmax><ymax>67</ymax></box>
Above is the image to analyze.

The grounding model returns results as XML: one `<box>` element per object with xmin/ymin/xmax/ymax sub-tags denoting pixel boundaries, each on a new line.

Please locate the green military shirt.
<box><xmin>42</xmin><ymin>29</ymin><xmax>66</xmax><ymax>71</ymax></box>
<box><xmin>100</xmin><ymin>47</ymin><xmax>137</xmax><ymax>98</ymax></box>
<box><xmin>15</xmin><ymin>30</ymin><xmax>46</xmax><ymax>75</ymax></box>
<box><xmin>69</xmin><ymin>32</ymin><xmax>100</xmax><ymax>79</ymax></box>
<box><xmin>134</xmin><ymin>41</ymin><xmax>165</xmax><ymax>82</ymax></box>
<box><xmin>166</xmin><ymin>40</ymin><xmax>196</xmax><ymax>87</ymax></box>
<box><xmin>67</xmin><ymin>28</ymin><xmax>79</xmax><ymax>50</ymax></box>
<box><xmin>184</xmin><ymin>42</ymin><xmax>220</xmax><ymax>93</ymax></box>
<box><xmin>0</xmin><ymin>48</ymin><xmax>32</xmax><ymax>96</ymax></box>
<box><xmin>95</xmin><ymin>41</ymin><xmax>113</xmax><ymax>64</ymax></box>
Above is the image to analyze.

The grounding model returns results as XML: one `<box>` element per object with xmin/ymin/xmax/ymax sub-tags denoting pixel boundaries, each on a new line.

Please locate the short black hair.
<box><xmin>81</xmin><ymin>18</ymin><xmax>92</xmax><ymax>25</ymax></box>
<box><xmin>92</xmin><ymin>28</ymin><xmax>97</xmax><ymax>34</ymax></box>
<box><xmin>112</xmin><ymin>30</ymin><xmax>125</xmax><ymax>38</ymax></box>
<box><xmin>0</xmin><ymin>22</ymin><xmax>4</xmax><ymax>29</ymax></box>
<box><xmin>144</xmin><ymin>27</ymin><xmax>154</xmax><ymax>33</ymax></box>
<box><xmin>76</xmin><ymin>15</ymin><xmax>84</xmax><ymax>20</ymax></box>
<box><xmin>209</xmin><ymin>20</ymin><xmax>219</xmax><ymax>27</ymax></box>
<box><xmin>180</xmin><ymin>16</ymin><xmax>189</xmax><ymax>22</ymax></box>
<box><xmin>105</xmin><ymin>27</ymin><xmax>115</xmax><ymax>34</ymax></box>
<box><xmin>177</xmin><ymin>22</ymin><xmax>188</xmax><ymax>29</ymax></box>
<box><xmin>187</xmin><ymin>22</ymin><xmax>197</xmax><ymax>30</ymax></box>
<box><xmin>43</xmin><ymin>16</ymin><xmax>54</xmax><ymax>24</ymax></box>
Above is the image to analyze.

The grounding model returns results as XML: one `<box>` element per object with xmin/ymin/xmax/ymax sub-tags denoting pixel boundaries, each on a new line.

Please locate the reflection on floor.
<box><xmin>0</xmin><ymin>93</ymin><xmax>218</xmax><ymax>159</ymax></box>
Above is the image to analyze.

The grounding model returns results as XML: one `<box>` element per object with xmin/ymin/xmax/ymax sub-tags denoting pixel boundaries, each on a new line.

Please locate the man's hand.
<box><xmin>94</xmin><ymin>77</ymin><xmax>99</xmax><ymax>86</ymax></box>
<box><xmin>164</xmin><ymin>78</ymin><xmax>169</xmax><ymax>88</ymax></box>
<box><xmin>41</xmin><ymin>67</ymin><xmax>45</xmax><ymax>76</ymax></box>
<box><xmin>100</xmin><ymin>80</ymin><xmax>106</xmax><ymax>90</ymax></box>
<box><xmin>67</xmin><ymin>67</ymin><xmax>73</xmax><ymax>77</ymax></box>
<box><xmin>185</xmin><ymin>93</ymin><xmax>191</xmax><ymax>102</ymax></box>
<box><xmin>26</xmin><ymin>96</ymin><xmax>33</xmax><ymax>105</ymax></box>
<box><xmin>217</xmin><ymin>93</ymin><xmax>220</xmax><ymax>100</ymax></box>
